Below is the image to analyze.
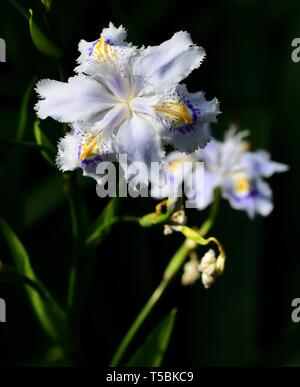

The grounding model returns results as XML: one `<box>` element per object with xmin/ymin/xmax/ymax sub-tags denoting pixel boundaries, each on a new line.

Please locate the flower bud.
<box><xmin>171</xmin><ymin>210</ymin><xmax>186</xmax><ymax>226</ymax></box>
<box><xmin>198</xmin><ymin>249</ymin><xmax>216</xmax><ymax>272</ymax></box>
<box><xmin>181</xmin><ymin>259</ymin><xmax>200</xmax><ymax>286</ymax></box>
<box><xmin>163</xmin><ymin>225</ymin><xmax>173</xmax><ymax>235</ymax></box>
<box><xmin>201</xmin><ymin>272</ymin><xmax>215</xmax><ymax>289</ymax></box>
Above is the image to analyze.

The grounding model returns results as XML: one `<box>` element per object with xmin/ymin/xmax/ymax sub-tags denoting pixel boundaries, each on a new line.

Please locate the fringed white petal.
<box><xmin>35</xmin><ymin>76</ymin><xmax>117</xmax><ymax>123</ymax></box>
<box><xmin>132</xmin><ymin>31</ymin><xmax>205</xmax><ymax>94</ymax></box>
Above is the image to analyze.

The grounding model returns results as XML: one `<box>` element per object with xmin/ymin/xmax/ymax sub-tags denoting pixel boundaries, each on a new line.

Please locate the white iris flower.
<box><xmin>35</xmin><ymin>23</ymin><xmax>220</xmax><ymax>183</ymax></box>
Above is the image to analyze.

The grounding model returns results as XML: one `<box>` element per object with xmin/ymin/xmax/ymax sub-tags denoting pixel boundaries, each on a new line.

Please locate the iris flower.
<box><xmin>153</xmin><ymin>128</ymin><xmax>288</xmax><ymax>218</ymax></box>
<box><xmin>35</xmin><ymin>23</ymin><xmax>220</xmax><ymax>183</ymax></box>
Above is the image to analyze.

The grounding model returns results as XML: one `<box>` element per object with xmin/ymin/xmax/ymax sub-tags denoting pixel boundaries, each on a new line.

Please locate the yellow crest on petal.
<box><xmin>168</xmin><ymin>155</ymin><xmax>192</xmax><ymax>173</ymax></box>
<box><xmin>233</xmin><ymin>172</ymin><xmax>251</xmax><ymax>195</ymax></box>
<box><xmin>92</xmin><ymin>37</ymin><xmax>116</xmax><ymax>63</ymax></box>
<box><xmin>80</xmin><ymin>135</ymin><xmax>100</xmax><ymax>160</ymax></box>
<box><xmin>155</xmin><ymin>100</ymin><xmax>193</xmax><ymax>126</ymax></box>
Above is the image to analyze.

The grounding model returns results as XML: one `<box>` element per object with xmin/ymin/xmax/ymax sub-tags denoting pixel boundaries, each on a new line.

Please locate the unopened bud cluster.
<box><xmin>182</xmin><ymin>249</ymin><xmax>225</xmax><ymax>288</ymax></box>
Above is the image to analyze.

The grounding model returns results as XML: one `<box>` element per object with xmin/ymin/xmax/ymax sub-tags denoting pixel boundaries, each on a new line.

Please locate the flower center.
<box><xmin>233</xmin><ymin>172</ymin><xmax>251</xmax><ymax>196</ymax></box>
<box><xmin>123</xmin><ymin>97</ymin><xmax>134</xmax><ymax>113</ymax></box>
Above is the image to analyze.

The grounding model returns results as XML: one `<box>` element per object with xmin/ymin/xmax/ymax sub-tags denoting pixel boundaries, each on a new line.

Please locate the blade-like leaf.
<box><xmin>0</xmin><ymin>216</ymin><xmax>71</xmax><ymax>346</ymax></box>
<box><xmin>33</xmin><ymin>119</ymin><xmax>56</xmax><ymax>167</ymax></box>
<box><xmin>17</xmin><ymin>77</ymin><xmax>37</xmax><ymax>141</ymax></box>
<box><xmin>0</xmin><ymin>77</ymin><xmax>37</xmax><ymax>180</ymax></box>
<box><xmin>9</xmin><ymin>1</ymin><xmax>62</xmax><ymax>58</ymax></box>
<box><xmin>0</xmin><ymin>262</ymin><xmax>47</xmax><ymax>297</ymax></box>
<box><xmin>127</xmin><ymin>309</ymin><xmax>177</xmax><ymax>367</ymax></box>
<box><xmin>85</xmin><ymin>197</ymin><xmax>121</xmax><ymax>247</ymax></box>
<box><xmin>29</xmin><ymin>9</ymin><xmax>63</xmax><ymax>59</ymax></box>
<box><xmin>41</xmin><ymin>0</ymin><xmax>53</xmax><ymax>13</ymax></box>
<box><xmin>9</xmin><ymin>0</ymin><xmax>28</xmax><ymax>19</ymax></box>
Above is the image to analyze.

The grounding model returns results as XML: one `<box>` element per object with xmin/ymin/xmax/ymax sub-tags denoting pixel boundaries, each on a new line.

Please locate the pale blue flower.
<box><xmin>35</xmin><ymin>23</ymin><xmax>219</xmax><ymax>183</ymax></box>
<box><xmin>153</xmin><ymin>127</ymin><xmax>288</xmax><ymax>218</ymax></box>
<box><xmin>196</xmin><ymin>127</ymin><xmax>289</xmax><ymax>217</ymax></box>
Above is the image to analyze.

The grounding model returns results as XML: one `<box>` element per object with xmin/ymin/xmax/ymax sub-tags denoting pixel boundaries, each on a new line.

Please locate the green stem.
<box><xmin>63</xmin><ymin>174</ymin><xmax>81</xmax><ymax>247</ymax></box>
<box><xmin>110</xmin><ymin>278</ymin><xmax>169</xmax><ymax>367</ymax></box>
<box><xmin>63</xmin><ymin>173</ymin><xmax>88</xmax><ymax>360</ymax></box>
<box><xmin>199</xmin><ymin>187</ymin><xmax>221</xmax><ymax>236</ymax></box>
<box><xmin>63</xmin><ymin>173</ymin><xmax>82</xmax><ymax>312</ymax></box>
<box><xmin>110</xmin><ymin>191</ymin><xmax>221</xmax><ymax>366</ymax></box>
<box><xmin>119</xmin><ymin>216</ymin><xmax>141</xmax><ymax>223</ymax></box>
<box><xmin>84</xmin><ymin>215</ymin><xmax>140</xmax><ymax>248</ymax></box>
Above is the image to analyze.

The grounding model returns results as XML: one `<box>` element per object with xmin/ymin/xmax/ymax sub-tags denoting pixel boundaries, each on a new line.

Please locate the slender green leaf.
<box><xmin>85</xmin><ymin>197</ymin><xmax>121</xmax><ymax>247</ymax></box>
<box><xmin>41</xmin><ymin>0</ymin><xmax>53</xmax><ymax>13</ymax></box>
<box><xmin>127</xmin><ymin>309</ymin><xmax>177</xmax><ymax>367</ymax></box>
<box><xmin>0</xmin><ymin>77</ymin><xmax>37</xmax><ymax>179</ymax></box>
<box><xmin>29</xmin><ymin>9</ymin><xmax>63</xmax><ymax>59</ymax></box>
<box><xmin>33</xmin><ymin>119</ymin><xmax>56</xmax><ymax>167</ymax></box>
<box><xmin>9</xmin><ymin>0</ymin><xmax>28</xmax><ymax>19</ymax></box>
<box><xmin>16</xmin><ymin>345</ymin><xmax>72</xmax><ymax>367</ymax></box>
<box><xmin>0</xmin><ymin>216</ymin><xmax>71</xmax><ymax>346</ymax></box>
<box><xmin>17</xmin><ymin>77</ymin><xmax>37</xmax><ymax>141</ymax></box>
<box><xmin>9</xmin><ymin>1</ymin><xmax>62</xmax><ymax>58</ymax></box>
<box><xmin>0</xmin><ymin>261</ymin><xmax>46</xmax><ymax>297</ymax></box>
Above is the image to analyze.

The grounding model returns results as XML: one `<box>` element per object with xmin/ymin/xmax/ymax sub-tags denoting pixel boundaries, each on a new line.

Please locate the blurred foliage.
<box><xmin>127</xmin><ymin>309</ymin><xmax>177</xmax><ymax>367</ymax></box>
<box><xmin>0</xmin><ymin>0</ymin><xmax>298</xmax><ymax>366</ymax></box>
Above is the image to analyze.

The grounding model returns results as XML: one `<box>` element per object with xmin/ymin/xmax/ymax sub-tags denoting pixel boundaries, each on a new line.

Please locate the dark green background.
<box><xmin>0</xmin><ymin>0</ymin><xmax>298</xmax><ymax>366</ymax></box>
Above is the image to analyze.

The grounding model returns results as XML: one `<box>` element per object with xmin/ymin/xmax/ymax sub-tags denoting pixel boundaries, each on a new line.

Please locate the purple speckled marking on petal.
<box><xmin>80</xmin><ymin>154</ymin><xmax>103</xmax><ymax>167</ymax></box>
<box><xmin>171</xmin><ymin>98</ymin><xmax>202</xmax><ymax>135</ymax></box>
<box><xmin>88</xmin><ymin>39</ymin><xmax>99</xmax><ymax>57</ymax></box>
<box><xmin>77</xmin><ymin>144</ymin><xmax>82</xmax><ymax>160</ymax></box>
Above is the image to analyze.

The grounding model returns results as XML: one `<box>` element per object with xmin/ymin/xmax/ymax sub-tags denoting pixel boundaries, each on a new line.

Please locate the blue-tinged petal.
<box><xmin>68</xmin><ymin>104</ymin><xmax>127</xmax><ymax>163</ymax></box>
<box><xmin>243</xmin><ymin>150</ymin><xmax>289</xmax><ymax>178</ymax></box>
<box><xmin>151</xmin><ymin>151</ymin><xmax>193</xmax><ymax>199</ymax></box>
<box><xmin>76</xmin><ymin>23</ymin><xmax>128</xmax><ymax>71</ymax></box>
<box><xmin>56</xmin><ymin>128</ymin><xmax>116</xmax><ymax>185</ymax></box>
<box><xmin>101</xmin><ymin>23</ymin><xmax>128</xmax><ymax>46</ymax></box>
<box><xmin>223</xmin><ymin>175</ymin><xmax>273</xmax><ymax>218</ymax></box>
<box><xmin>35</xmin><ymin>76</ymin><xmax>117</xmax><ymax>123</ymax></box>
<box><xmin>199</xmin><ymin>127</ymin><xmax>249</xmax><ymax>175</ymax></box>
<box><xmin>157</xmin><ymin>85</ymin><xmax>220</xmax><ymax>152</ymax></box>
<box><xmin>89</xmin><ymin>103</ymin><xmax>129</xmax><ymax>140</ymax></box>
<box><xmin>130</xmin><ymin>96</ymin><xmax>158</xmax><ymax>116</ymax></box>
<box><xmin>132</xmin><ymin>31</ymin><xmax>205</xmax><ymax>94</ymax></box>
<box><xmin>166</xmin><ymin>122</ymin><xmax>212</xmax><ymax>154</ymax></box>
<box><xmin>75</xmin><ymin>39</ymin><xmax>95</xmax><ymax>73</ymax></box>
<box><xmin>115</xmin><ymin>113</ymin><xmax>164</xmax><ymax>185</ymax></box>
<box><xmin>96</xmin><ymin>63</ymin><xmax>131</xmax><ymax>101</ymax></box>
<box><xmin>75</xmin><ymin>24</ymin><xmax>134</xmax><ymax>75</ymax></box>
<box><xmin>187</xmin><ymin>169</ymin><xmax>219</xmax><ymax>210</ymax></box>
